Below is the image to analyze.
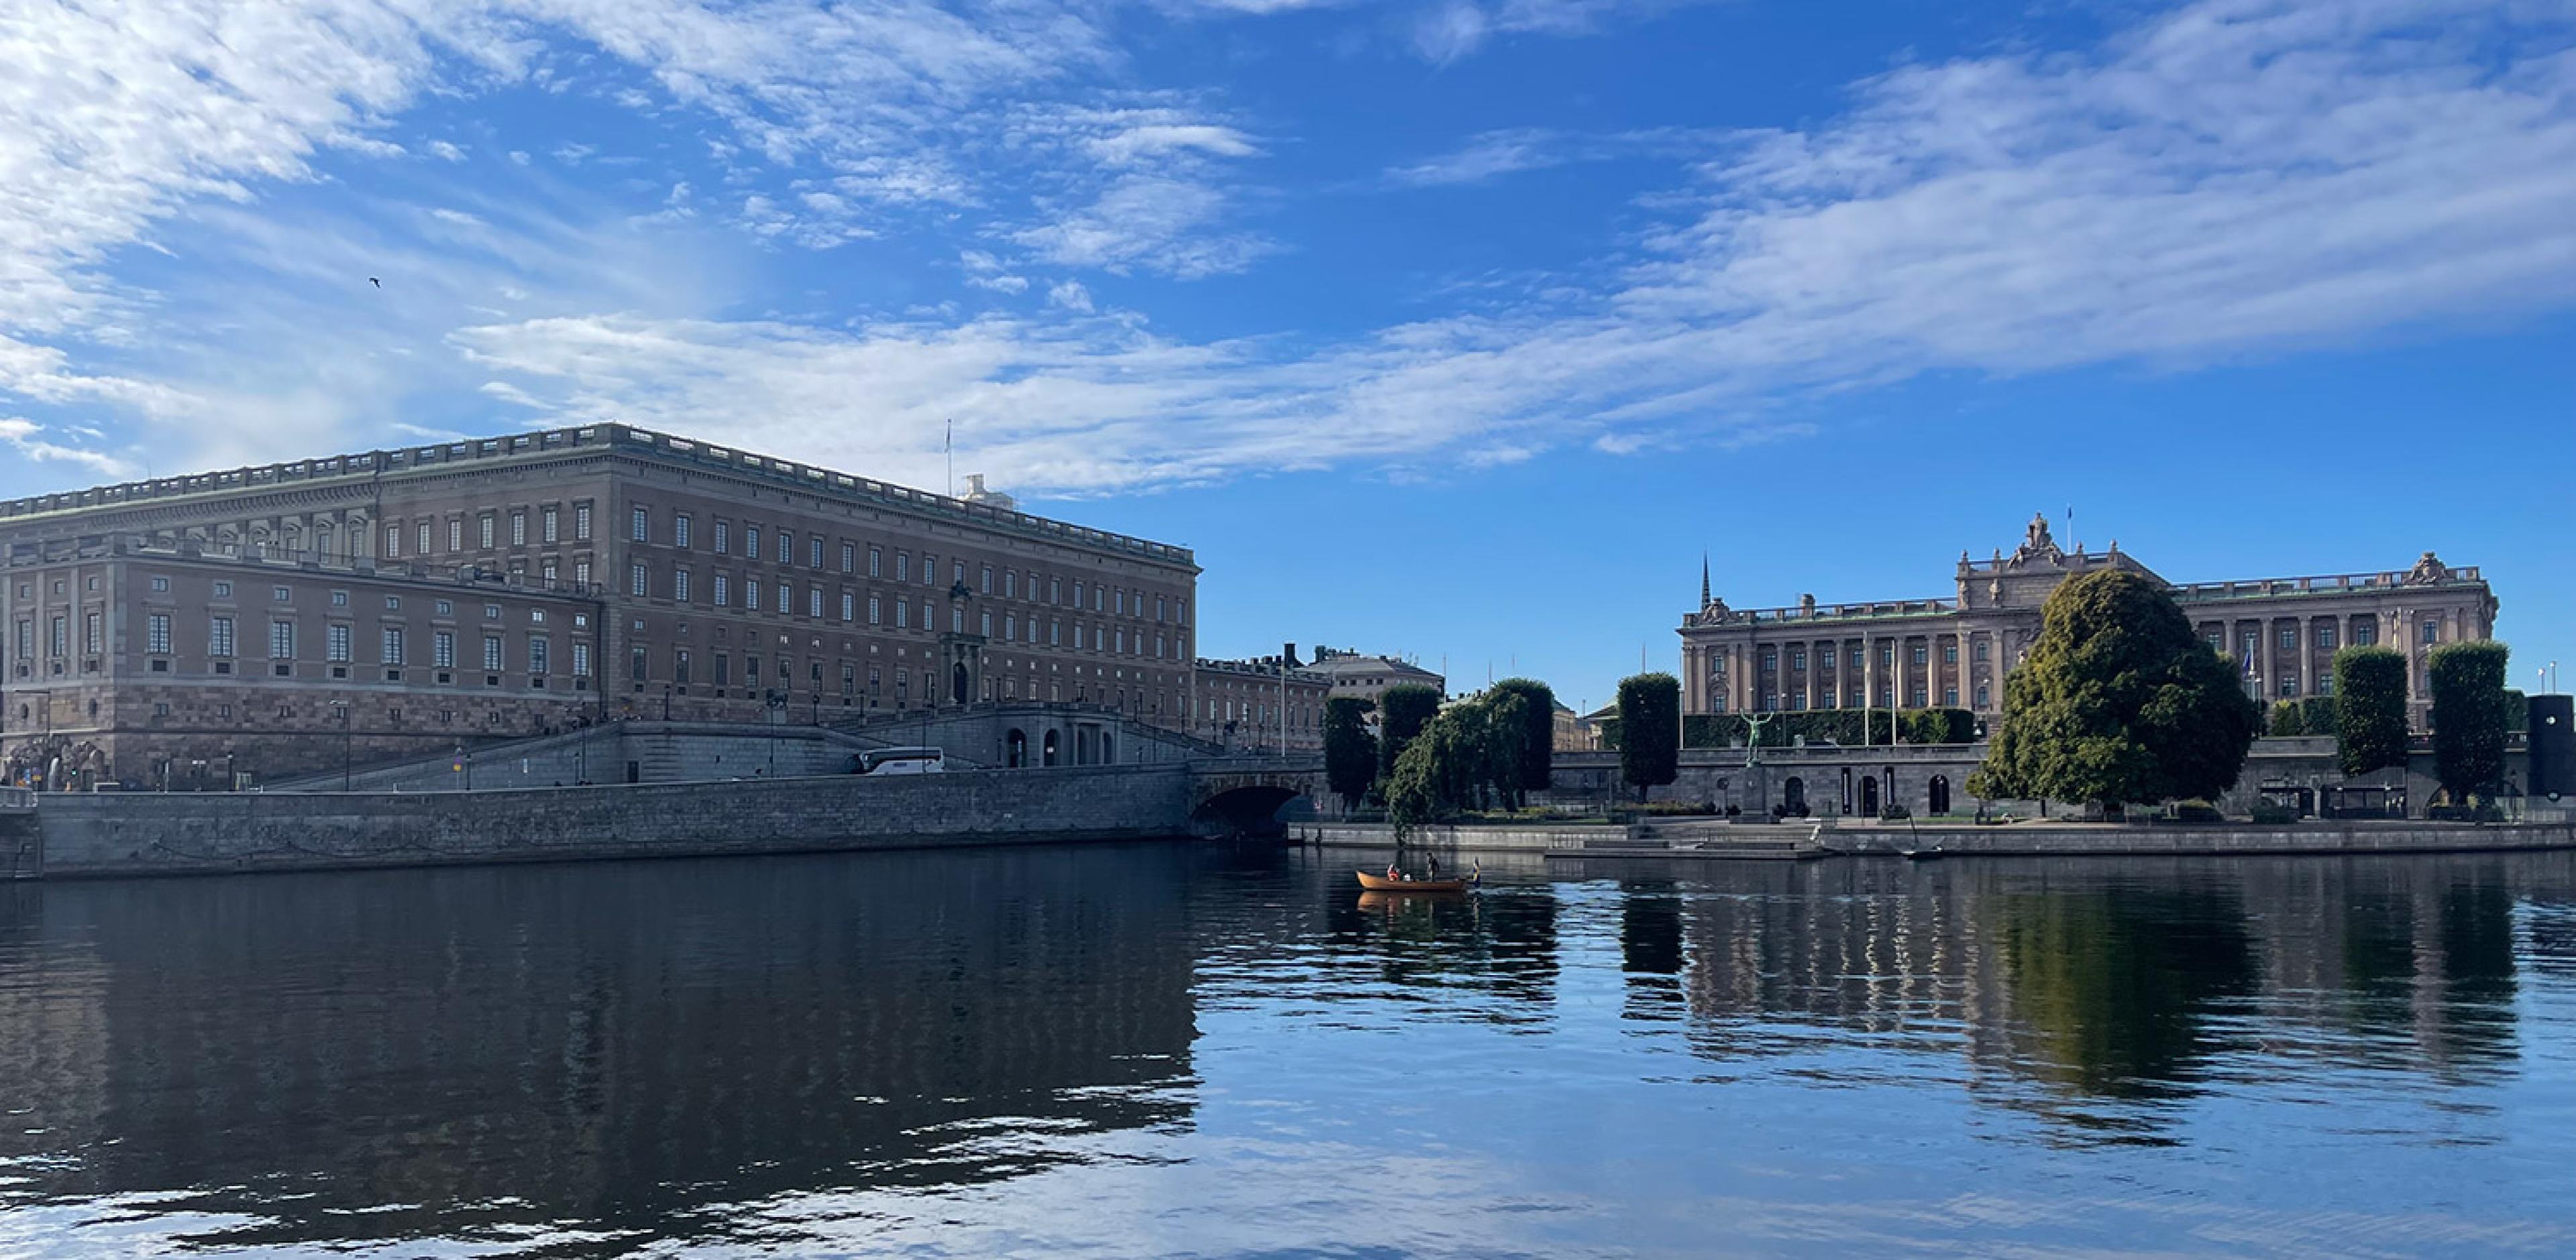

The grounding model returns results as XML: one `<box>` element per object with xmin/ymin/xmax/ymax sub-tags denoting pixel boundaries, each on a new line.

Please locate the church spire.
<box><xmin>1701</xmin><ymin>553</ymin><xmax>1711</xmax><ymax>606</ymax></box>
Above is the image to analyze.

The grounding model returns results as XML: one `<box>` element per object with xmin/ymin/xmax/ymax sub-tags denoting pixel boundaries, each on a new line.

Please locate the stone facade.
<box><xmin>1192</xmin><ymin>653</ymin><xmax>1329</xmax><ymax>753</ymax></box>
<box><xmin>1301</xmin><ymin>646</ymin><xmax>1445</xmax><ymax>707</ymax></box>
<box><xmin>3</xmin><ymin>424</ymin><xmax>1199</xmax><ymax>787</ymax></box>
<box><xmin>1680</xmin><ymin>515</ymin><xmax>2496</xmax><ymax>730</ymax></box>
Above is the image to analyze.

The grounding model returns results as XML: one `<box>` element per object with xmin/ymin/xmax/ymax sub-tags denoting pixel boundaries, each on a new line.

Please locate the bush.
<box><xmin>2172</xmin><ymin>799</ymin><xmax>2224</xmax><ymax>823</ymax></box>
<box><xmin>1879</xmin><ymin>803</ymin><xmax>1911</xmax><ymax>821</ymax></box>
<box><xmin>2267</xmin><ymin>700</ymin><xmax>2304</xmax><ymax>737</ymax></box>
<box><xmin>2249</xmin><ymin>802</ymin><xmax>2298</xmax><ymax>825</ymax></box>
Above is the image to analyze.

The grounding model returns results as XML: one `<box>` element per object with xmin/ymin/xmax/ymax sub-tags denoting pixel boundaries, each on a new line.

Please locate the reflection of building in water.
<box><xmin>0</xmin><ymin>887</ymin><xmax>112</xmax><ymax>1157</ymax></box>
<box><xmin>1652</xmin><ymin>857</ymin><xmax>2531</xmax><ymax>1120</ymax></box>
<box><xmin>0</xmin><ymin>847</ymin><xmax>1199</xmax><ymax>1249</ymax></box>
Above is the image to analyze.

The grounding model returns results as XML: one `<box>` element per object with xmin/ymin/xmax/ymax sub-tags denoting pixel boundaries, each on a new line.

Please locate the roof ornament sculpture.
<box><xmin>2404</xmin><ymin>551</ymin><xmax>2452</xmax><ymax>585</ymax></box>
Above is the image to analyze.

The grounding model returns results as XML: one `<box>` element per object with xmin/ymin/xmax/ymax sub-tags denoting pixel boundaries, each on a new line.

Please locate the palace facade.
<box><xmin>3</xmin><ymin>424</ymin><xmax>1200</xmax><ymax>787</ymax></box>
<box><xmin>1192</xmin><ymin>653</ymin><xmax>1330</xmax><ymax>754</ymax></box>
<box><xmin>1680</xmin><ymin>516</ymin><xmax>2496</xmax><ymax>730</ymax></box>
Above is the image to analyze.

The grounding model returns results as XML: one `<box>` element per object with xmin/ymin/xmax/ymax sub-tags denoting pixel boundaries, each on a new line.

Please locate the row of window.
<box><xmin>621</xmin><ymin>567</ymin><xmax>1189</xmax><ymax>658</ymax></box>
<box><xmin>384</xmin><ymin>503</ymin><xmax>594</xmax><ymax>558</ymax></box>
<box><xmin>626</xmin><ymin>507</ymin><xmax>1185</xmax><ymax>622</ymax></box>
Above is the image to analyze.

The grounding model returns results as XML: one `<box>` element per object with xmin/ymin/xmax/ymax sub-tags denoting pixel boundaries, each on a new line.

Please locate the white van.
<box><xmin>859</xmin><ymin>747</ymin><xmax>947</xmax><ymax>776</ymax></box>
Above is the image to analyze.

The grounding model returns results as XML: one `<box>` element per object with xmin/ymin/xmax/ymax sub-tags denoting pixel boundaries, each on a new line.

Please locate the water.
<box><xmin>4</xmin><ymin>845</ymin><xmax>2575</xmax><ymax>1257</ymax></box>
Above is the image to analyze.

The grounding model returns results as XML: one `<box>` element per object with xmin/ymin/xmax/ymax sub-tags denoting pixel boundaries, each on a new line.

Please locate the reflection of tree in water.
<box><xmin>1619</xmin><ymin>881</ymin><xmax>1686</xmax><ymax>1023</ymax></box>
<box><xmin>2329</xmin><ymin>868</ymin><xmax>2520</xmax><ymax>1074</ymax></box>
<box><xmin>1323</xmin><ymin>883</ymin><xmax>1561</xmax><ymax>1022</ymax></box>
<box><xmin>1997</xmin><ymin>885</ymin><xmax>2259</xmax><ymax>1100</ymax></box>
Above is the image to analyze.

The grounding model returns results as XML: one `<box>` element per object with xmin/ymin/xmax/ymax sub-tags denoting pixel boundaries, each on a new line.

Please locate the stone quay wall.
<box><xmin>1299</xmin><ymin>819</ymin><xmax>2576</xmax><ymax>859</ymax></box>
<box><xmin>34</xmin><ymin>763</ymin><xmax>1201</xmax><ymax>878</ymax></box>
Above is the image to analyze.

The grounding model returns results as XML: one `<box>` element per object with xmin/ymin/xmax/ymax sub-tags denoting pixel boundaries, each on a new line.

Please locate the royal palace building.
<box><xmin>1191</xmin><ymin>652</ymin><xmax>1330</xmax><ymax>754</ymax></box>
<box><xmin>3</xmin><ymin>424</ymin><xmax>1199</xmax><ymax>788</ymax></box>
<box><xmin>1680</xmin><ymin>515</ymin><xmax>2496</xmax><ymax>730</ymax></box>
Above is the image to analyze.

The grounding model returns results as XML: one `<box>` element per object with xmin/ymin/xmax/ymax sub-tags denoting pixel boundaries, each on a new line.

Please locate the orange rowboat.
<box><xmin>1354</xmin><ymin>870</ymin><xmax>1475</xmax><ymax>893</ymax></box>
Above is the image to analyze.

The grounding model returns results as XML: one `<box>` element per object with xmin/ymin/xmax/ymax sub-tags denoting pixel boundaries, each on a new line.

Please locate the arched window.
<box><xmin>1928</xmin><ymin>775</ymin><xmax>1950</xmax><ymax>815</ymax></box>
<box><xmin>1783</xmin><ymin>776</ymin><xmax>1806</xmax><ymax>816</ymax></box>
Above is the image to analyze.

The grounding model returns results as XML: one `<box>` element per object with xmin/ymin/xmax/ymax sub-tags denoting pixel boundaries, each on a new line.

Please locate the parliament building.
<box><xmin>1680</xmin><ymin>516</ymin><xmax>2496</xmax><ymax>730</ymax></box>
<box><xmin>3</xmin><ymin>425</ymin><xmax>1201</xmax><ymax>788</ymax></box>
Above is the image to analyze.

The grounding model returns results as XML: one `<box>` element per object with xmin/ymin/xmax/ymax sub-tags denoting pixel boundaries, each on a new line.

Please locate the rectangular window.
<box><xmin>896</xmin><ymin>599</ymin><xmax>909</xmax><ymax>629</ymax></box>
<box><xmin>327</xmin><ymin>624</ymin><xmax>352</xmax><ymax>663</ymax></box>
<box><xmin>841</xmin><ymin>542</ymin><xmax>855</xmax><ymax>573</ymax></box>
<box><xmin>896</xmin><ymin>553</ymin><xmax>910</xmax><ymax>583</ymax></box>
<box><xmin>746</xmin><ymin>526</ymin><xmax>761</xmax><ymax>559</ymax></box>
<box><xmin>674</xmin><ymin>515</ymin><xmax>692</xmax><ymax>549</ymax></box>
<box><xmin>746</xmin><ymin>581</ymin><xmax>761</xmax><ymax>612</ymax></box>
<box><xmin>2279</xmin><ymin>677</ymin><xmax>2298</xmax><ymax>697</ymax></box>
<box><xmin>480</xmin><ymin>514</ymin><xmax>496</xmax><ymax>549</ymax></box>
<box><xmin>530</xmin><ymin>636</ymin><xmax>550</xmax><ymax>675</ymax></box>
<box><xmin>869</xmin><ymin>595</ymin><xmax>881</xmax><ymax>625</ymax></box>
<box><xmin>575</xmin><ymin>504</ymin><xmax>592</xmax><ymax>540</ymax></box>
<box><xmin>674</xmin><ymin>648</ymin><xmax>690</xmax><ymax>685</ymax></box>
<box><xmin>1943</xmin><ymin>644</ymin><xmax>1957</xmax><ymax>664</ymax></box>
<box><xmin>382</xmin><ymin>627</ymin><xmax>405</xmax><ymax>665</ymax></box>
<box><xmin>810</xmin><ymin>587</ymin><xmax>823</xmax><ymax>618</ymax></box>
<box><xmin>715</xmin><ymin>574</ymin><xmax>731</xmax><ymax>607</ymax></box>
<box><xmin>714</xmin><ymin>654</ymin><xmax>731</xmax><ymax>686</ymax></box>
<box><xmin>2316</xmin><ymin>624</ymin><xmax>2338</xmax><ymax>649</ymax></box>
<box><xmin>981</xmin><ymin>565</ymin><xmax>993</xmax><ymax>594</ymax></box>
<box><xmin>632</xmin><ymin>647</ymin><xmax>649</xmax><ymax>681</ymax></box>
<box><xmin>210</xmin><ymin>616</ymin><xmax>235</xmax><ymax>657</ymax></box>
<box><xmin>270</xmin><ymin>620</ymin><xmax>296</xmax><ymax>660</ymax></box>
<box><xmin>449</xmin><ymin>519</ymin><xmax>463</xmax><ymax>551</ymax></box>
<box><xmin>869</xmin><ymin>546</ymin><xmax>882</xmax><ymax>577</ymax></box>
<box><xmin>572</xmin><ymin>642</ymin><xmax>591</xmax><ymax>677</ymax></box>
<box><xmin>511</xmin><ymin>512</ymin><xmax>527</xmax><ymax>546</ymax></box>
<box><xmin>543</xmin><ymin>506</ymin><xmax>559</xmax><ymax>542</ymax></box>
<box><xmin>1050</xmin><ymin>577</ymin><xmax>1061</xmax><ymax>604</ymax></box>
<box><xmin>48</xmin><ymin>615</ymin><xmax>66</xmax><ymax>658</ymax></box>
<box><xmin>2421</xmin><ymin>619</ymin><xmax>2440</xmax><ymax>644</ymax></box>
<box><xmin>981</xmin><ymin>611</ymin><xmax>992</xmax><ymax>637</ymax></box>
<box><xmin>810</xmin><ymin>536</ymin><xmax>822</xmax><ymax>568</ymax></box>
<box><xmin>841</xmin><ymin>591</ymin><xmax>855</xmax><ymax>622</ymax></box>
<box><xmin>148</xmin><ymin>613</ymin><xmax>171</xmax><ymax>654</ymax></box>
<box><xmin>416</xmin><ymin>522</ymin><xmax>431</xmax><ymax>555</ymax></box>
<box><xmin>574</xmin><ymin>561</ymin><xmax>591</xmax><ymax>586</ymax></box>
<box><xmin>2354</xmin><ymin>621</ymin><xmax>2377</xmax><ymax>646</ymax></box>
<box><xmin>384</xmin><ymin>526</ymin><xmax>400</xmax><ymax>558</ymax></box>
<box><xmin>482</xmin><ymin>635</ymin><xmax>504</xmax><ymax>672</ymax></box>
<box><xmin>434</xmin><ymin>630</ymin><xmax>455</xmax><ymax>669</ymax></box>
<box><xmin>778</xmin><ymin>532</ymin><xmax>793</xmax><ymax>565</ymax></box>
<box><xmin>714</xmin><ymin>520</ymin><xmax>731</xmax><ymax>554</ymax></box>
<box><xmin>676</xmin><ymin>569</ymin><xmax>692</xmax><ymax>603</ymax></box>
<box><xmin>630</xmin><ymin>563</ymin><xmax>647</xmax><ymax>597</ymax></box>
<box><xmin>2279</xmin><ymin>627</ymin><xmax>2298</xmax><ymax>650</ymax></box>
<box><xmin>631</xmin><ymin>506</ymin><xmax>649</xmax><ymax>542</ymax></box>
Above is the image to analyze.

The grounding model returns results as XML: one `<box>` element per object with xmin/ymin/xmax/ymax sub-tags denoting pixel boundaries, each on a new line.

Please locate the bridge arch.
<box><xmin>1188</xmin><ymin>766</ymin><xmax>1322</xmax><ymax>839</ymax></box>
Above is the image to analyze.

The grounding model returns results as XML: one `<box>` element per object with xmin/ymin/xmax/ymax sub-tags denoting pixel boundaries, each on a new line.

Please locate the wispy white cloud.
<box><xmin>0</xmin><ymin>418</ymin><xmax>138</xmax><ymax>478</ymax></box>
<box><xmin>450</xmin><ymin>0</ymin><xmax>2576</xmax><ymax>495</ymax></box>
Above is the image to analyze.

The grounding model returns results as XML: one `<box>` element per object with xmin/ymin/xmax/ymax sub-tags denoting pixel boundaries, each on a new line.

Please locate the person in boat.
<box><xmin>1386</xmin><ymin>860</ymin><xmax>1401</xmax><ymax>880</ymax></box>
<box><xmin>1427</xmin><ymin>854</ymin><xmax>1440</xmax><ymax>878</ymax></box>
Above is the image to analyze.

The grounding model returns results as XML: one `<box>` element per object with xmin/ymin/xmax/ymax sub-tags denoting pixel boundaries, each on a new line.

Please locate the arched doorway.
<box><xmin>1860</xmin><ymin>775</ymin><xmax>1880</xmax><ymax>816</ymax></box>
<box><xmin>1783</xmin><ymin>776</ymin><xmax>1806</xmax><ymax>817</ymax></box>
<box><xmin>1928</xmin><ymin>775</ymin><xmax>1951</xmax><ymax>815</ymax></box>
<box><xmin>1006</xmin><ymin>729</ymin><xmax>1027</xmax><ymax>768</ymax></box>
<box><xmin>951</xmin><ymin>663</ymin><xmax>969</xmax><ymax>705</ymax></box>
<box><xmin>1100</xmin><ymin>733</ymin><xmax>1115</xmax><ymax>765</ymax></box>
<box><xmin>1042</xmin><ymin>730</ymin><xmax>1060</xmax><ymax>766</ymax></box>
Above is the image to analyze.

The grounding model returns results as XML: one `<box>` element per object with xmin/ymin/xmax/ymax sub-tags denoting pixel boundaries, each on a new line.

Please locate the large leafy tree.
<box><xmin>1322</xmin><ymin>697</ymin><xmax>1377</xmax><ymax>809</ymax></box>
<box><xmin>1968</xmin><ymin>570</ymin><xmax>2259</xmax><ymax>813</ymax></box>
<box><xmin>1617</xmin><ymin>673</ymin><xmax>1680</xmax><ymax>802</ymax></box>
<box><xmin>1489</xmin><ymin>677</ymin><xmax>1558</xmax><ymax>800</ymax></box>
<box><xmin>1376</xmin><ymin>683</ymin><xmax>1444</xmax><ymax>783</ymax></box>
<box><xmin>2332</xmin><ymin>646</ymin><xmax>2409</xmax><ymax>776</ymax></box>
<box><xmin>2429</xmin><ymin>640</ymin><xmax>2512</xmax><ymax>801</ymax></box>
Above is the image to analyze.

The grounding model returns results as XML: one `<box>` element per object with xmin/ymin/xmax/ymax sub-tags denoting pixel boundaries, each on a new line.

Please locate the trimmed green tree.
<box><xmin>1967</xmin><ymin>570</ymin><xmax>2260</xmax><ymax>815</ymax></box>
<box><xmin>2332</xmin><ymin>647</ymin><xmax>2408</xmax><ymax>776</ymax></box>
<box><xmin>1323</xmin><ymin>697</ymin><xmax>1377</xmax><ymax>810</ymax></box>
<box><xmin>2429</xmin><ymin>640</ymin><xmax>2512</xmax><ymax>802</ymax></box>
<box><xmin>1617</xmin><ymin>672</ymin><xmax>1680</xmax><ymax>803</ymax></box>
<box><xmin>2267</xmin><ymin>700</ymin><xmax>2305</xmax><ymax>737</ymax></box>
<box><xmin>1376</xmin><ymin>683</ymin><xmax>1444</xmax><ymax>785</ymax></box>
<box><xmin>1489</xmin><ymin>677</ymin><xmax>1558</xmax><ymax>801</ymax></box>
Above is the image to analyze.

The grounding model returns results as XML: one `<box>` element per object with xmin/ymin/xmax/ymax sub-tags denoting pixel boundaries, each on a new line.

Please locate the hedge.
<box><xmin>1597</xmin><ymin>707</ymin><xmax>1979</xmax><ymax>750</ymax></box>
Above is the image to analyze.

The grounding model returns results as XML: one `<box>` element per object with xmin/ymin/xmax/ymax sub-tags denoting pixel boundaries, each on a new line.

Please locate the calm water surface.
<box><xmin>4</xmin><ymin>844</ymin><xmax>2575</xmax><ymax>1257</ymax></box>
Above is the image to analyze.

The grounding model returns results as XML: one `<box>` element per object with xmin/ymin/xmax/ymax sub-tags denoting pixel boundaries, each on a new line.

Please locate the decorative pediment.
<box><xmin>2404</xmin><ymin>551</ymin><xmax>2453</xmax><ymax>585</ymax></box>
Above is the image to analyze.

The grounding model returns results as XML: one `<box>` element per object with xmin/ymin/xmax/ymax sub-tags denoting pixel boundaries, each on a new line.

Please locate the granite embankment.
<box><xmin>32</xmin><ymin>764</ymin><xmax>1205</xmax><ymax>878</ymax></box>
<box><xmin>1301</xmin><ymin>818</ymin><xmax>2576</xmax><ymax>860</ymax></box>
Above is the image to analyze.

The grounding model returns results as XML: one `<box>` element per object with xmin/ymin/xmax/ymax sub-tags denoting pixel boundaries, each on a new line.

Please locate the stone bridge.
<box><xmin>1186</xmin><ymin>756</ymin><xmax>1325</xmax><ymax>837</ymax></box>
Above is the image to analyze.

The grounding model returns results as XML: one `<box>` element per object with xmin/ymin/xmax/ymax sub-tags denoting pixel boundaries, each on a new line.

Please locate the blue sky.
<box><xmin>3</xmin><ymin>0</ymin><xmax>2571</xmax><ymax>711</ymax></box>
